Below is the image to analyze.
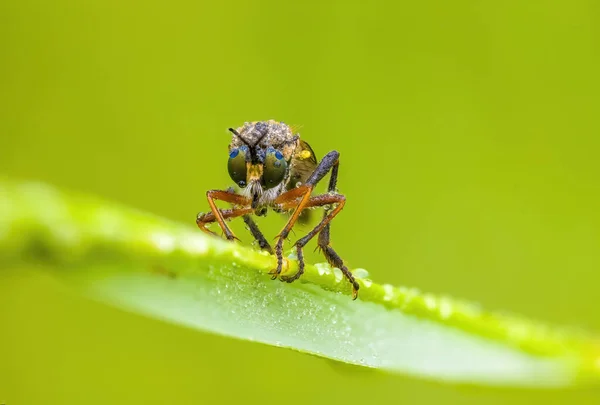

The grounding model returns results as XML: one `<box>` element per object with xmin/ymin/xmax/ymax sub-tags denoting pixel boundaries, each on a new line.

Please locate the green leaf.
<box><xmin>1</xmin><ymin>178</ymin><xmax>598</xmax><ymax>388</ymax></box>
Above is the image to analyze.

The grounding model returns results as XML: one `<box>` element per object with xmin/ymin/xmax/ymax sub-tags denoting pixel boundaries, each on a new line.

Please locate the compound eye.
<box><xmin>263</xmin><ymin>148</ymin><xmax>287</xmax><ymax>189</ymax></box>
<box><xmin>228</xmin><ymin>146</ymin><xmax>248</xmax><ymax>187</ymax></box>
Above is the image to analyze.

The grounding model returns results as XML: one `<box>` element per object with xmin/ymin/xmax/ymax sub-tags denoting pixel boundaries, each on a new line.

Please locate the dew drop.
<box><xmin>439</xmin><ymin>297</ymin><xmax>453</xmax><ymax>319</ymax></box>
<box><xmin>382</xmin><ymin>284</ymin><xmax>395</xmax><ymax>301</ymax></box>
<box><xmin>315</xmin><ymin>262</ymin><xmax>331</xmax><ymax>276</ymax></box>
<box><xmin>352</xmin><ymin>268</ymin><xmax>369</xmax><ymax>278</ymax></box>
<box><xmin>424</xmin><ymin>294</ymin><xmax>438</xmax><ymax>310</ymax></box>
<box><xmin>400</xmin><ymin>287</ymin><xmax>420</xmax><ymax>310</ymax></box>
<box><xmin>151</xmin><ymin>232</ymin><xmax>176</xmax><ymax>252</ymax></box>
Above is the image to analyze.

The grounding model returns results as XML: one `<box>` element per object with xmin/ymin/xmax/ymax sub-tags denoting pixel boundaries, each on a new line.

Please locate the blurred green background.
<box><xmin>1</xmin><ymin>0</ymin><xmax>599</xmax><ymax>403</ymax></box>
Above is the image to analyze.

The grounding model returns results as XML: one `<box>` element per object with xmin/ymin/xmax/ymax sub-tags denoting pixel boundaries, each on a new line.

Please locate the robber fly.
<box><xmin>196</xmin><ymin>120</ymin><xmax>359</xmax><ymax>299</ymax></box>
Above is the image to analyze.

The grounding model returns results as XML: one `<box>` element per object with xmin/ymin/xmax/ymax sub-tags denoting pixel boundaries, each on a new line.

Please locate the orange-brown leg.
<box><xmin>273</xmin><ymin>185</ymin><xmax>314</xmax><ymax>233</ymax></box>
<box><xmin>220</xmin><ymin>186</ymin><xmax>273</xmax><ymax>253</ymax></box>
<box><xmin>197</xmin><ymin>190</ymin><xmax>251</xmax><ymax>240</ymax></box>
<box><xmin>278</xmin><ymin>193</ymin><xmax>359</xmax><ymax>299</ymax></box>
<box><xmin>277</xmin><ymin>193</ymin><xmax>344</xmax><ymax>211</ymax></box>
<box><xmin>275</xmin><ymin>152</ymin><xmax>359</xmax><ymax>299</ymax></box>
<box><xmin>196</xmin><ymin>206</ymin><xmax>254</xmax><ymax>238</ymax></box>
<box><xmin>268</xmin><ymin>185</ymin><xmax>313</xmax><ymax>279</ymax></box>
<box><xmin>269</xmin><ymin>151</ymin><xmax>342</xmax><ymax>280</ymax></box>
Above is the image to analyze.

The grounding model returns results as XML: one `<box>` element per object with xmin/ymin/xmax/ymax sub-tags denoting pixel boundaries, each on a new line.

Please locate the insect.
<box><xmin>196</xmin><ymin>120</ymin><xmax>359</xmax><ymax>299</ymax></box>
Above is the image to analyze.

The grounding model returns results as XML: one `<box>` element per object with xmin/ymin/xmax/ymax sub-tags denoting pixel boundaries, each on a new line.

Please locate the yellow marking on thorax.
<box><xmin>298</xmin><ymin>150</ymin><xmax>312</xmax><ymax>160</ymax></box>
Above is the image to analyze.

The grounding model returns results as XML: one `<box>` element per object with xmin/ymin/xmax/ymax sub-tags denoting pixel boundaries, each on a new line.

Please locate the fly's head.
<box><xmin>226</xmin><ymin>120</ymin><xmax>299</xmax><ymax>195</ymax></box>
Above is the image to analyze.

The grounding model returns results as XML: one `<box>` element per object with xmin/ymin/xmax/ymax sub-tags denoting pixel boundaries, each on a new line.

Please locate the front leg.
<box><xmin>269</xmin><ymin>184</ymin><xmax>313</xmax><ymax>279</ymax></box>
<box><xmin>275</xmin><ymin>192</ymin><xmax>360</xmax><ymax>299</ymax></box>
<box><xmin>269</xmin><ymin>151</ymin><xmax>341</xmax><ymax>279</ymax></box>
<box><xmin>221</xmin><ymin>186</ymin><xmax>273</xmax><ymax>254</ymax></box>
<box><xmin>198</xmin><ymin>189</ymin><xmax>251</xmax><ymax>241</ymax></box>
<box><xmin>196</xmin><ymin>206</ymin><xmax>254</xmax><ymax>237</ymax></box>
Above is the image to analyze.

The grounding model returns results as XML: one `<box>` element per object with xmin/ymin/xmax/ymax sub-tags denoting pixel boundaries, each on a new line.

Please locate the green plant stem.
<box><xmin>0</xmin><ymin>178</ymin><xmax>598</xmax><ymax>388</ymax></box>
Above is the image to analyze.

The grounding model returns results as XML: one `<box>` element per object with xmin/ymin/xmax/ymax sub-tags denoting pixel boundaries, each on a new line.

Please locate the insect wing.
<box><xmin>288</xmin><ymin>140</ymin><xmax>318</xmax><ymax>224</ymax></box>
<box><xmin>288</xmin><ymin>140</ymin><xmax>317</xmax><ymax>188</ymax></box>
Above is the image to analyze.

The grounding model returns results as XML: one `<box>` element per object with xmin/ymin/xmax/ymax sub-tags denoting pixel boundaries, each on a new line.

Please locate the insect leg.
<box><xmin>277</xmin><ymin>193</ymin><xmax>359</xmax><ymax>299</ymax></box>
<box><xmin>269</xmin><ymin>151</ymin><xmax>340</xmax><ymax>279</ymax></box>
<box><xmin>218</xmin><ymin>186</ymin><xmax>273</xmax><ymax>253</ymax></box>
<box><xmin>318</xmin><ymin>159</ymin><xmax>359</xmax><ymax>299</ymax></box>
<box><xmin>276</xmin><ymin>155</ymin><xmax>359</xmax><ymax>299</ymax></box>
<box><xmin>317</xmin><ymin>152</ymin><xmax>339</xmax><ymax>254</ymax></box>
<box><xmin>317</xmin><ymin>232</ymin><xmax>359</xmax><ymax>299</ymax></box>
<box><xmin>197</xmin><ymin>190</ymin><xmax>251</xmax><ymax>240</ymax></box>
<box><xmin>268</xmin><ymin>185</ymin><xmax>312</xmax><ymax>279</ymax></box>
<box><xmin>196</xmin><ymin>206</ymin><xmax>254</xmax><ymax>237</ymax></box>
<box><xmin>242</xmin><ymin>214</ymin><xmax>274</xmax><ymax>254</ymax></box>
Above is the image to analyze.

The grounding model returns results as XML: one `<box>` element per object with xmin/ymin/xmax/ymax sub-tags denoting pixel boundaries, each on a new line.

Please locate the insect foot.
<box><xmin>196</xmin><ymin>212</ymin><xmax>218</xmax><ymax>237</ymax></box>
<box><xmin>268</xmin><ymin>257</ymin><xmax>290</xmax><ymax>280</ymax></box>
<box><xmin>280</xmin><ymin>244</ymin><xmax>305</xmax><ymax>283</ymax></box>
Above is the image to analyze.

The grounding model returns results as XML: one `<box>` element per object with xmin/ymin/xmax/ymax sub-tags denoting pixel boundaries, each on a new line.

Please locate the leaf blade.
<box><xmin>1</xmin><ymin>178</ymin><xmax>598</xmax><ymax>387</ymax></box>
